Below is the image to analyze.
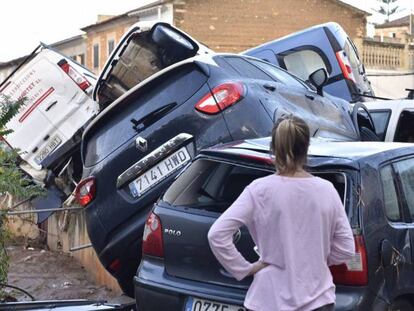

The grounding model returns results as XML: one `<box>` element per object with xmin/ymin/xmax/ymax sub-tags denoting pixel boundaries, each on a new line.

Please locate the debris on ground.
<box><xmin>5</xmin><ymin>244</ymin><xmax>118</xmax><ymax>302</ymax></box>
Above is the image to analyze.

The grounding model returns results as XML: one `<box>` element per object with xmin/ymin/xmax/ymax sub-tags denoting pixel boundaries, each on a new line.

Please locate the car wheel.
<box><xmin>360</xmin><ymin>126</ymin><xmax>380</xmax><ymax>141</ymax></box>
<box><xmin>389</xmin><ymin>299</ymin><xmax>413</xmax><ymax>311</ymax></box>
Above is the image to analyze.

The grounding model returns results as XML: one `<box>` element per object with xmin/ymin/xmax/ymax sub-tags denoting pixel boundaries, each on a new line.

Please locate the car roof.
<box><xmin>202</xmin><ymin>137</ymin><xmax>414</xmax><ymax>169</ymax></box>
<box><xmin>364</xmin><ymin>99</ymin><xmax>414</xmax><ymax>110</ymax></box>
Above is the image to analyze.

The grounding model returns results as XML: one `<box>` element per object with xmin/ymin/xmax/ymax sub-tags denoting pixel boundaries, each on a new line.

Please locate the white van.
<box><xmin>365</xmin><ymin>99</ymin><xmax>414</xmax><ymax>142</ymax></box>
<box><xmin>0</xmin><ymin>45</ymin><xmax>99</xmax><ymax>184</ymax></box>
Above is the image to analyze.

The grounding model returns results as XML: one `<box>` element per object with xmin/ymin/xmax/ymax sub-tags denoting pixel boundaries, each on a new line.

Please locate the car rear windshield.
<box><xmin>163</xmin><ymin>159</ymin><xmax>347</xmax><ymax>213</ymax></box>
<box><xmin>83</xmin><ymin>65</ymin><xmax>207</xmax><ymax>167</ymax></box>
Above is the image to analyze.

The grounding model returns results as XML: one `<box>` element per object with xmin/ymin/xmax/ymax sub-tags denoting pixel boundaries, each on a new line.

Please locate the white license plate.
<box><xmin>185</xmin><ymin>297</ymin><xmax>246</xmax><ymax>311</ymax></box>
<box><xmin>129</xmin><ymin>147</ymin><xmax>191</xmax><ymax>197</ymax></box>
<box><xmin>34</xmin><ymin>135</ymin><xmax>62</xmax><ymax>165</ymax></box>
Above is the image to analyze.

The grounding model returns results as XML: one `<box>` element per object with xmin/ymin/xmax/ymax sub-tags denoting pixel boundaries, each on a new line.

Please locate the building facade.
<box><xmin>171</xmin><ymin>0</ymin><xmax>368</xmax><ymax>53</ymax></box>
<box><xmin>375</xmin><ymin>14</ymin><xmax>414</xmax><ymax>43</ymax></box>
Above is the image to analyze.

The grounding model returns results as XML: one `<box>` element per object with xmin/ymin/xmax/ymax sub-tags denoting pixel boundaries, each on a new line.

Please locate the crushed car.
<box><xmin>135</xmin><ymin>138</ymin><xmax>414</xmax><ymax>311</ymax></box>
<box><xmin>76</xmin><ymin>22</ymin><xmax>376</xmax><ymax>295</ymax></box>
<box><xmin>244</xmin><ymin>22</ymin><xmax>375</xmax><ymax>103</ymax></box>
<box><xmin>0</xmin><ymin>44</ymin><xmax>98</xmax><ymax>220</ymax></box>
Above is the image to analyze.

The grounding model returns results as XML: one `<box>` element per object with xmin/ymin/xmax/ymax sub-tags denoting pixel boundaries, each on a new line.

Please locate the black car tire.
<box><xmin>360</xmin><ymin>126</ymin><xmax>380</xmax><ymax>141</ymax></box>
<box><xmin>389</xmin><ymin>299</ymin><xmax>413</xmax><ymax>311</ymax></box>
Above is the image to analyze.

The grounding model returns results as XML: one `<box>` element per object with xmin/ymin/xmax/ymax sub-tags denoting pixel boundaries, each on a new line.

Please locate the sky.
<box><xmin>0</xmin><ymin>0</ymin><xmax>412</xmax><ymax>62</ymax></box>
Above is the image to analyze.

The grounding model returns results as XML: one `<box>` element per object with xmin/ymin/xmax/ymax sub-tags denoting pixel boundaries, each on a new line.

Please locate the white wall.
<box><xmin>367</xmin><ymin>69</ymin><xmax>414</xmax><ymax>99</ymax></box>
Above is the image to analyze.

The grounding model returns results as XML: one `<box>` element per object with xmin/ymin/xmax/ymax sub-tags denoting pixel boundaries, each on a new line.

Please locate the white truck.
<box><xmin>0</xmin><ymin>44</ymin><xmax>99</xmax><ymax>195</ymax></box>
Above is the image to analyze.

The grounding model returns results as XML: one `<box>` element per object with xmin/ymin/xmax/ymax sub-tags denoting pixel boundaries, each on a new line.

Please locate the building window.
<box><xmin>93</xmin><ymin>44</ymin><xmax>100</xmax><ymax>69</ymax></box>
<box><xmin>108</xmin><ymin>39</ymin><xmax>115</xmax><ymax>56</ymax></box>
<box><xmin>79</xmin><ymin>54</ymin><xmax>85</xmax><ymax>66</ymax></box>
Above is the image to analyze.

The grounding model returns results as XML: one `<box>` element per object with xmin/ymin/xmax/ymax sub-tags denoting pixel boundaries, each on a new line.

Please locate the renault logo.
<box><xmin>135</xmin><ymin>137</ymin><xmax>148</xmax><ymax>152</ymax></box>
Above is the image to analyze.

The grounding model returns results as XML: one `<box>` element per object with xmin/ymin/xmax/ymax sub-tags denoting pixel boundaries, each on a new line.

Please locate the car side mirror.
<box><xmin>309</xmin><ymin>68</ymin><xmax>328</xmax><ymax>96</ymax></box>
<box><xmin>151</xmin><ymin>23</ymin><xmax>198</xmax><ymax>53</ymax></box>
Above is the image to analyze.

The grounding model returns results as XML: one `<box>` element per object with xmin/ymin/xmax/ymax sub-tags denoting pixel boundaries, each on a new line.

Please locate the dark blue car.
<box><xmin>76</xmin><ymin>22</ymin><xmax>365</xmax><ymax>295</ymax></box>
<box><xmin>135</xmin><ymin>138</ymin><xmax>414</xmax><ymax>311</ymax></box>
<box><xmin>244</xmin><ymin>22</ymin><xmax>374</xmax><ymax>103</ymax></box>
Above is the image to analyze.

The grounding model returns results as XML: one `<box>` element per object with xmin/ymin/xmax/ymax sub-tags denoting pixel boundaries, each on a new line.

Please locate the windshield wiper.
<box><xmin>130</xmin><ymin>102</ymin><xmax>177</xmax><ymax>132</ymax></box>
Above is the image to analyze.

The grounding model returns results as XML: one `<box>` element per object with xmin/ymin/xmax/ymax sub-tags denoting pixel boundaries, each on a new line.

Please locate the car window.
<box><xmin>380</xmin><ymin>165</ymin><xmax>402</xmax><ymax>222</ymax></box>
<box><xmin>394</xmin><ymin>110</ymin><xmax>414</xmax><ymax>142</ymax></box>
<box><xmin>247</xmin><ymin>58</ymin><xmax>306</xmax><ymax>89</ymax></box>
<box><xmin>369</xmin><ymin>110</ymin><xmax>391</xmax><ymax>141</ymax></box>
<box><xmin>394</xmin><ymin>158</ymin><xmax>414</xmax><ymax>220</ymax></box>
<box><xmin>280</xmin><ymin>49</ymin><xmax>328</xmax><ymax>82</ymax></box>
<box><xmin>163</xmin><ymin>158</ymin><xmax>348</xmax><ymax>213</ymax></box>
<box><xmin>224</xmin><ymin>57</ymin><xmax>274</xmax><ymax>81</ymax></box>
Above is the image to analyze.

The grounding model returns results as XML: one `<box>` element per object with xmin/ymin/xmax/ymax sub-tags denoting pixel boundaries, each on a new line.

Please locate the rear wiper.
<box><xmin>130</xmin><ymin>102</ymin><xmax>177</xmax><ymax>132</ymax></box>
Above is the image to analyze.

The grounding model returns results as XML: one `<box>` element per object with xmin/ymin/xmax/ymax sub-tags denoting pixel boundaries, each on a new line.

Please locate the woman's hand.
<box><xmin>249</xmin><ymin>261</ymin><xmax>269</xmax><ymax>276</ymax></box>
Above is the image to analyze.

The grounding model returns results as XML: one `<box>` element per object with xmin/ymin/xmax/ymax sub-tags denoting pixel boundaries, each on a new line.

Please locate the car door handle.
<box><xmin>45</xmin><ymin>101</ymin><xmax>58</xmax><ymax>111</ymax></box>
<box><xmin>263</xmin><ymin>84</ymin><xmax>276</xmax><ymax>92</ymax></box>
<box><xmin>305</xmin><ymin>94</ymin><xmax>315</xmax><ymax>100</ymax></box>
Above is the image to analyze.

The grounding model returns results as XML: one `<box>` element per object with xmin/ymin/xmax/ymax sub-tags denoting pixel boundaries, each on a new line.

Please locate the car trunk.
<box><xmin>157</xmin><ymin>158</ymin><xmax>348</xmax><ymax>288</ymax></box>
<box><xmin>95</xmin><ymin>23</ymin><xmax>201</xmax><ymax>108</ymax></box>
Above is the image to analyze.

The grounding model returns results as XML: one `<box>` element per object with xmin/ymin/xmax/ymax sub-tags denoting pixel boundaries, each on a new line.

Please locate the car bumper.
<box><xmin>135</xmin><ymin>258</ymin><xmax>377</xmax><ymax>311</ymax></box>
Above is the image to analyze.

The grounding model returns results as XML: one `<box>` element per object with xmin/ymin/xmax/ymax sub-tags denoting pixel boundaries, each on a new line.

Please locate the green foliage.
<box><xmin>0</xmin><ymin>95</ymin><xmax>44</xmax><ymax>298</ymax></box>
<box><xmin>373</xmin><ymin>0</ymin><xmax>403</xmax><ymax>22</ymax></box>
<box><xmin>0</xmin><ymin>95</ymin><xmax>25</xmax><ymax>137</ymax></box>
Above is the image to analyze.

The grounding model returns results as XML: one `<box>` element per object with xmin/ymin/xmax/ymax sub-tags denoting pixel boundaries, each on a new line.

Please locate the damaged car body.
<box><xmin>77</xmin><ymin>22</ymin><xmax>371</xmax><ymax>295</ymax></box>
<box><xmin>134</xmin><ymin>138</ymin><xmax>414</xmax><ymax>311</ymax></box>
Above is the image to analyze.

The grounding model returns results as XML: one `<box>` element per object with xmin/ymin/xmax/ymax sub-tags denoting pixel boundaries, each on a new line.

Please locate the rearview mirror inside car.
<box><xmin>309</xmin><ymin>68</ymin><xmax>328</xmax><ymax>96</ymax></box>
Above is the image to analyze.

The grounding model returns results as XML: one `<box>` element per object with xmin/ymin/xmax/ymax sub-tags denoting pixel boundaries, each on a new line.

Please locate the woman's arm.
<box><xmin>208</xmin><ymin>187</ymin><xmax>256</xmax><ymax>281</ymax></box>
<box><xmin>327</xmin><ymin>188</ymin><xmax>356</xmax><ymax>266</ymax></box>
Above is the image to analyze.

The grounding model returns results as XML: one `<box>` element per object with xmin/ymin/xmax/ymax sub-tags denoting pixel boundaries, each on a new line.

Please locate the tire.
<box><xmin>360</xmin><ymin>126</ymin><xmax>380</xmax><ymax>141</ymax></box>
<box><xmin>389</xmin><ymin>299</ymin><xmax>413</xmax><ymax>311</ymax></box>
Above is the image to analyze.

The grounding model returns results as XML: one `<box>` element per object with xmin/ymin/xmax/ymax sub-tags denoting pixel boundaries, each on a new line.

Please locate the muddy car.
<box><xmin>76</xmin><ymin>22</ymin><xmax>374</xmax><ymax>295</ymax></box>
<box><xmin>135</xmin><ymin>138</ymin><xmax>414</xmax><ymax>311</ymax></box>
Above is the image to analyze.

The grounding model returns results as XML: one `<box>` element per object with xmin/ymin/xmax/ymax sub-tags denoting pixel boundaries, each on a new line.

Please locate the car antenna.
<box><xmin>352</xmin><ymin>93</ymin><xmax>392</xmax><ymax>101</ymax></box>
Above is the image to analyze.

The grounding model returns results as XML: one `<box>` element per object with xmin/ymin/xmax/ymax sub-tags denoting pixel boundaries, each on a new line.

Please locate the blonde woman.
<box><xmin>208</xmin><ymin>116</ymin><xmax>355</xmax><ymax>311</ymax></box>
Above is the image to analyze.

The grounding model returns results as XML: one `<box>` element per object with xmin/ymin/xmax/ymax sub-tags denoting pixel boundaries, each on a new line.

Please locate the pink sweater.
<box><xmin>208</xmin><ymin>174</ymin><xmax>355</xmax><ymax>311</ymax></box>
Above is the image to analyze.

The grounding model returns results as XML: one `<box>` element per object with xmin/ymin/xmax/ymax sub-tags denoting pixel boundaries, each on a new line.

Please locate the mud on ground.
<box><xmin>5</xmin><ymin>243</ymin><xmax>118</xmax><ymax>302</ymax></box>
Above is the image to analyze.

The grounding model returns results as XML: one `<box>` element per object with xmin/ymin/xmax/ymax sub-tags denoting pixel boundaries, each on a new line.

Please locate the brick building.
<box><xmin>171</xmin><ymin>0</ymin><xmax>369</xmax><ymax>53</ymax></box>
<box><xmin>81</xmin><ymin>4</ymin><xmax>173</xmax><ymax>73</ymax></box>
<box><xmin>375</xmin><ymin>14</ymin><xmax>414</xmax><ymax>43</ymax></box>
<box><xmin>81</xmin><ymin>0</ymin><xmax>368</xmax><ymax>73</ymax></box>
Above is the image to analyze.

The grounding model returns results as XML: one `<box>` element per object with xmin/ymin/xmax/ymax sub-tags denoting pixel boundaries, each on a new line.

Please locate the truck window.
<box><xmin>279</xmin><ymin>48</ymin><xmax>328</xmax><ymax>81</ymax></box>
<box><xmin>380</xmin><ymin>165</ymin><xmax>402</xmax><ymax>222</ymax></box>
<box><xmin>393</xmin><ymin>158</ymin><xmax>414</xmax><ymax>221</ymax></box>
<box><xmin>394</xmin><ymin>110</ymin><xmax>414</xmax><ymax>142</ymax></box>
<box><xmin>369</xmin><ymin>110</ymin><xmax>391</xmax><ymax>141</ymax></box>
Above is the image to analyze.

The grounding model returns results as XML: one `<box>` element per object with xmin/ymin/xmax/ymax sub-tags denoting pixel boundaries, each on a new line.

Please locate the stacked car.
<box><xmin>3</xmin><ymin>19</ymin><xmax>413</xmax><ymax>310</ymax></box>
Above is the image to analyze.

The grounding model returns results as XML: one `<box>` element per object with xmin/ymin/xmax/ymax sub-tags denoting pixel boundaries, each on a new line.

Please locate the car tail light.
<box><xmin>58</xmin><ymin>59</ymin><xmax>91</xmax><ymax>92</ymax></box>
<box><xmin>75</xmin><ymin>177</ymin><xmax>96</xmax><ymax>207</ymax></box>
<box><xmin>195</xmin><ymin>82</ymin><xmax>244</xmax><ymax>115</ymax></box>
<box><xmin>330</xmin><ymin>235</ymin><xmax>368</xmax><ymax>286</ymax></box>
<box><xmin>142</xmin><ymin>212</ymin><xmax>164</xmax><ymax>258</ymax></box>
<box><xmin>335</xmin><ymin>51</ymin><xmax>356</xmax><ymax>83</ymax></box>
<box><xmin>108</xmin><ymin>259</ymin><xmax>121</xmax><ymax>274</ymax></box>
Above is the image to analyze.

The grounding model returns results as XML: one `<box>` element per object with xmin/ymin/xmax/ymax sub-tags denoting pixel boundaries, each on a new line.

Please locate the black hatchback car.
<box><xmin>135</xmin><ymin>138</ymin><xmax>414</xmax><ymax>311</ymax></box>
<box><xmin>76</xmin><ymin>23</ymin><xmax>365</xmax><ymax>295</ymax></box>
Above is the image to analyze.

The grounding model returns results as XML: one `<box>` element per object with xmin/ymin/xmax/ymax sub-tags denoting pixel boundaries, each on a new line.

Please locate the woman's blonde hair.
<box><xmin>271</xmin><ymin>116</ymin><xmax>310</xmax><ymax>175</ymax></box>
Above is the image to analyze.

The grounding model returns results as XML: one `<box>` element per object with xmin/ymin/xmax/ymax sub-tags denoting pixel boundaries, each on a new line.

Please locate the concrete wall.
<box><xmin>367</xmin><ymin>69</ymin><xmax>414</xmax><ymax>99</ymax></box>
<box><xmin>46</xmin><ymin>210</ymin><xmax>121</xmax><ymax>294</ymax></box>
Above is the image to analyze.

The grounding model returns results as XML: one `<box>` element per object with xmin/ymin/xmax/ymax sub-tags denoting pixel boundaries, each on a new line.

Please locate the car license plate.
<box><xmin>129</xmin><ymin>147</ymin><xmax>191</xmax><ymax>197</ymax></box>
<box><xmin>34</xmin><ymin>135</ymin><xmax>62</xmax><ymax>165</ymax></box>
<box><xmin>185</xmin><ymin>297</ymin><xmax>246</xmax><ymax>311</ymax></box>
